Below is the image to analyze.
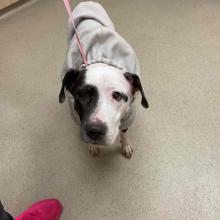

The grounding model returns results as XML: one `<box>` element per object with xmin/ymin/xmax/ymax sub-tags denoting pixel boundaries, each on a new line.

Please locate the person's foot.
<box><xmin>15</xmin><ymin>199</ymin><xmax>63</xmax><ymax>220</ymax></box>
<box><xmin>0</xmin><ymin>201</ymin><xmax>13</xmax><ymax>220</ymax></box>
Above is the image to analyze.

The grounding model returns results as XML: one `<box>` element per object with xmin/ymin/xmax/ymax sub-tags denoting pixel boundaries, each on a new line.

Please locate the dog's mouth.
<box><xmin>81</xmin><ymin>128</ymin><xmax>107</xmax><ymax>146</ymax></box>
<box><xmin>81</xmin><ymin>130</ymin><xmax>118</xmax><ymax>146</ymax></box>
<box><xmin>80</xmin><ymin>121</ymin><xmax>108</xmax><ymax>145</ymax></box>
<box><xmin>81</xmin><ymin>133</ymin><xmax>106</xmax><ymax>145</ymax></box>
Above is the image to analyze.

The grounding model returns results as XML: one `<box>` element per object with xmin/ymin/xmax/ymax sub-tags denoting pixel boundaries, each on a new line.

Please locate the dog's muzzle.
<box><xmin>83</xmin><ymin>122</ymin><xmax>107</xmax><ymax>144</ymax></box>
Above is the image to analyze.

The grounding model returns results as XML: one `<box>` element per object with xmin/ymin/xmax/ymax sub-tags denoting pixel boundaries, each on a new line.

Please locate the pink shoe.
<box><xmin>15</xmin><ymin>199</ymin><xmax>63</xmax><ymax>220</ymax></box>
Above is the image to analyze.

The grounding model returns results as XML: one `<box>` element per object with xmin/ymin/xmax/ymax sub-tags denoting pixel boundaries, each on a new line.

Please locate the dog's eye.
<box><xmin>85</xmin><ymin>86</ymin><xmax>94</xmax><ymax>97</ymax></box>
<box><xmin>112</xmin><ymin>91</ymin><xmax>122</xmax><ymax>102</ymax></box>
<box><xmin>77</xmin><ymin>86</ymin><xmax>93</xmax><ymax>98</ymax></box>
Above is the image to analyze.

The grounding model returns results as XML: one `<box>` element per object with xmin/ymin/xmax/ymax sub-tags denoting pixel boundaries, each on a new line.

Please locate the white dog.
<box><xmin>59</xmin><ymin>2</ymin><xmax>148</xmax><ymax>159</ymax></box>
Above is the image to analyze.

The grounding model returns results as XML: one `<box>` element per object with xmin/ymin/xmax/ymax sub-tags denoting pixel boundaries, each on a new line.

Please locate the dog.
<box><xmin>59</xmin><ymin>2</ymin><xmax>148</xmax><ymax>159</ymax></box>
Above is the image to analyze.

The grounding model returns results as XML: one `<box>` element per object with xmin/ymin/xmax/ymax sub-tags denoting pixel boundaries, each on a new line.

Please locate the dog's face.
<box><xmin>59</xmin><ymin>63</ymin><xmax>148</xmax><ymax>145</ymax></box>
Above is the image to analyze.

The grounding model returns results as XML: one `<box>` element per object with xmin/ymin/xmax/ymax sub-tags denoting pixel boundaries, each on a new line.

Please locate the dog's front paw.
<box><xmin>122</xmin><ymin>144</ymin><xmax>133</xmax><ymax>159</ymax></box>
<box><xmin>89</xmin><ymin>145</ymin><xmax>100</xmax><ymax>157</ymax></box>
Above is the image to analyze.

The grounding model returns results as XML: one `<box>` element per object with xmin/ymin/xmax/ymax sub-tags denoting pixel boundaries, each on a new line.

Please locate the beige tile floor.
<box><xmin>0</xmin><ymin>0</ymin><xmax>219</xmax><ymax>219</ymax></box>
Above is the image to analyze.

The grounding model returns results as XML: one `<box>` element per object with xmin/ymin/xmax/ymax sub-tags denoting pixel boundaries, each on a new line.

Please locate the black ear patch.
<box><xmin>124</xmin><ymin>72</ymin><xmax>149</xmax><ymax>108</ymax></box>
<box><xmin>59</xmin><ymin>69</ymin><xmax>80</xmax><ymax>103</ymax></box>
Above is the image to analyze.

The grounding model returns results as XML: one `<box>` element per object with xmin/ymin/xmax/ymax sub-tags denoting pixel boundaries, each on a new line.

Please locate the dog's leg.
<box><xmin>120</xmin><ymin>129</ymin><xmax>133</xmax><ymax>159</ymax></box>
<box><xmin>88</xmin><ymin>145</ymin><xmax>100</xmax><ymax>157</ymax></box>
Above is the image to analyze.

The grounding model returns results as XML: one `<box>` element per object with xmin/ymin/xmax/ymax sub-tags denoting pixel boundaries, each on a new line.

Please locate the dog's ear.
<box><xmin>124</xmin><ymin>72</ymin><xmax>149</xmax><ymax>108</ymax></box>
<box><xmin>59</xmin><ymin>69</ymin><xmax>80</xmax><ymax>103</ymax></box>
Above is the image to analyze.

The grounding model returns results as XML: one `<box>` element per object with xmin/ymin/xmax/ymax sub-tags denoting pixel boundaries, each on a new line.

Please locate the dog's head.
<box><xmin>59</xmin><ymin>63</ymin><xmax>148</xmax><ymax>145</ymax></box>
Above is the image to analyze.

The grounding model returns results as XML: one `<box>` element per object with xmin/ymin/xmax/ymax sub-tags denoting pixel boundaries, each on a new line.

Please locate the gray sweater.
<box><xmin>62</xmin><ymin>1</ymin><xmax>140</xmax><ymax>130</ymax></box>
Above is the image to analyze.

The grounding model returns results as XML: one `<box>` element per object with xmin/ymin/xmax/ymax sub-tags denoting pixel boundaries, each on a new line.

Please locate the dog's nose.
<box><xmin>85</xmin><ymin>123</ymin><xmax>107</xmax><ymax>140</ymax></box>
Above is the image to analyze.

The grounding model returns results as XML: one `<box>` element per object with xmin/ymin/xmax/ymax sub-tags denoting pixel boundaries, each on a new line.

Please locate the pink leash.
<box><xmin>63</xmin><ymin>0</ymin><xmax>88</xmax><ymax>67</ymax></box>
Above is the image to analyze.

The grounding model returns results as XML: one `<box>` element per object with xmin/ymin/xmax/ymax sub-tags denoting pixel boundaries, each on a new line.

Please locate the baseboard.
<box><xmin>0</xmin><ymin>0</ymin><xmax>38</xmax><ymax>19</ymax></box>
